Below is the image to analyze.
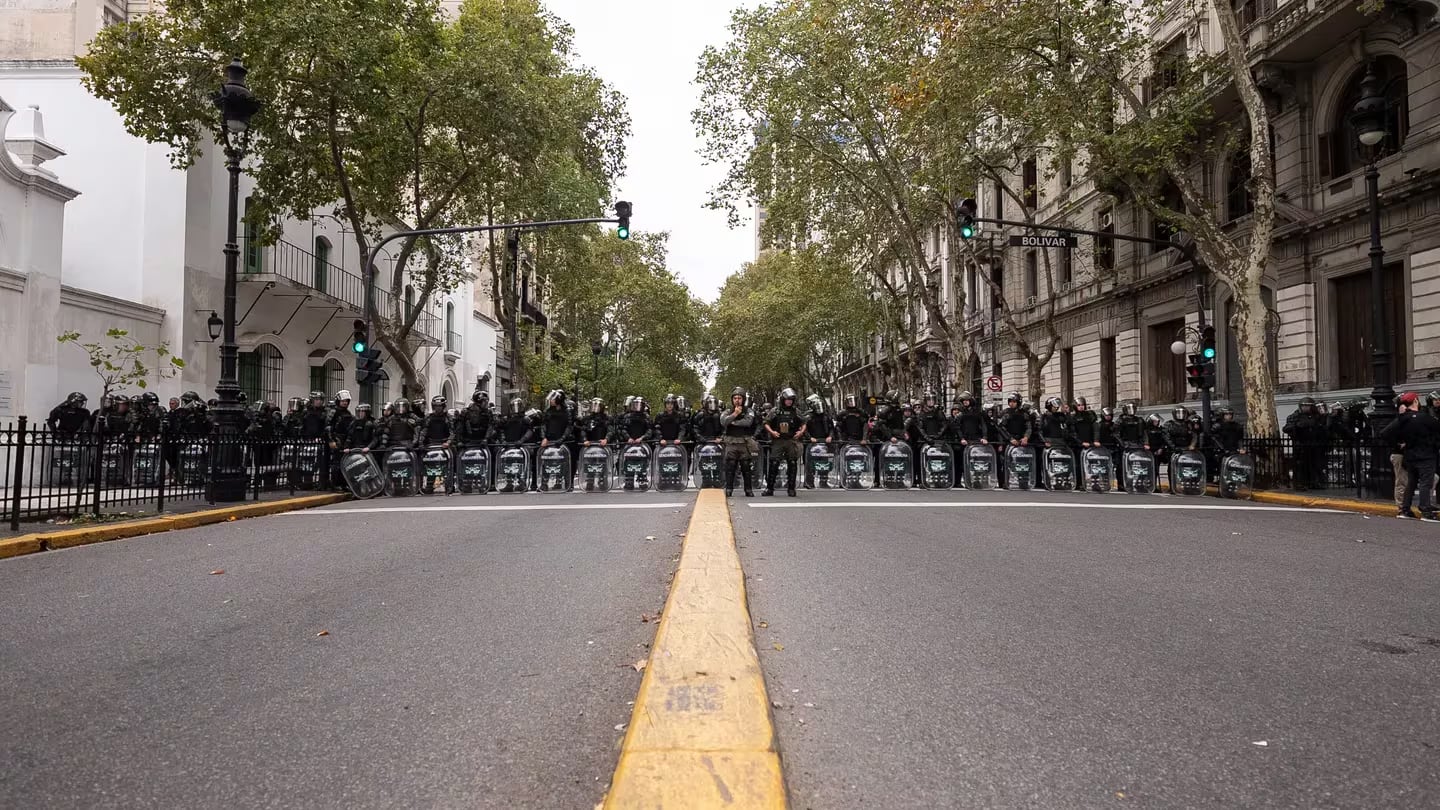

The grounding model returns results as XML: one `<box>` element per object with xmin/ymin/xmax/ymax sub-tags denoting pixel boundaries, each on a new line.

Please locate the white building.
<box><xmin>0</xmin><ymin>3</ymin><xmax>498</xmax><ymax>419</ymax></box>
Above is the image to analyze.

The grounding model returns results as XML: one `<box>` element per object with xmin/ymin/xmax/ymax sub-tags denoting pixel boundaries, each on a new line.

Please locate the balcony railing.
<box><xmin>446</xmin><ymin>330</ymin><xmax>461</xmax><ymax>354</ymax></box>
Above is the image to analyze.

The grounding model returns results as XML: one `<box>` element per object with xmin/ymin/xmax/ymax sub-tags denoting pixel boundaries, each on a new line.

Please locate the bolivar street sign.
<box><xmin>1009</xmin><ymin>233</ymin><xmax>1079</xmax><ymax>248</ymax></box>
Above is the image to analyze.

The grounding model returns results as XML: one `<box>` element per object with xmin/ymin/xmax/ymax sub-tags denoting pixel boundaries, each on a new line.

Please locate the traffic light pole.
<box><xmin>357</xmin><ymin>212</ymin><xmax>627</xmax><ymax>388</ymax></box>
<box><xmin>965</xmin><ymin>213</ymin><xmax>1214</xmax><ymax>446</ymax></box>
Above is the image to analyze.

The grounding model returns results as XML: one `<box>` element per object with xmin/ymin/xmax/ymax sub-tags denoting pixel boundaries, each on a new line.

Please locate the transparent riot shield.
<box><xmin>963</xmin><ymin>443</ymin><xmax>997</xmax><ymax>490</ymax></box>
<box><xmin>1170</xmin><ymin>449</ymin><xmax>1207</xmax><ymax>496</ymax></box>
<box><xmin>341</xmin><ymin>451</ymin><xmax>386</xmax><ymax>499</ymax></box>
<box><xmin>1082</xmin><ymin>447</ymin><xmax>1113</xmax><ymax>493</ymax></box>
<box><xmin>1220</xmin><ymin>453</ymin><xmax>1255</xmax><ymax>499</ymax></box>
<box><xmin>1325</xmin><ymin>446</ymin><xmax>1351</xmax><ymax>488</ymax></box>
<box><xmin>456</xmin><ymin>447</ymin><xmax>491</xmax><ymax>494</ymax></box>
<box><xmin>1044</xmin><ymin>447</ymin><xmax>1076</xmax><ymax>491</ymax></box>
<box><xmin>805</xmin><ymin>442</ymin><xmax>838</xmax><ymax>490</ymax></box>
<box><xmin>179</xmin><ymin>442</ymin><xmax>208</xmax><ymax>486</ymax></box>
<box><xmin>420</xmin><ymin>446</ymin><xmax>452</xmax><ymax>494</ymax></box>
<box><xmin>920</xmin><ymin>443</ymin><xmax>955</xmax><ymax>489</ymax></box>
<box><xmin>537</xmin><ymin>445</ymin><xmax>573</xmax><ymax>493</ymax></box>
<box><xmin>132</xmin><ymin>442</ymin><xmax>162</xmax><ymax>487</ymax></box>
<box><xmin>495</xmin><ymin>446</ymin><xmax>531</xmax><ymax>493</ymax></box>
<box><xmin>653</xmin><ymin>444</ymin><xmax>689</xmax><ymax>492</ymax></box>
<box><xmin>1006</xmin><ymin>445</ymin><xmax>1036</xmax><ymax>491</ymax></box>
<box><xmin>294</xmin><ymin>442</ymin><xmax>321</xmax><ymax>489</ymax></box>
<box><xmin>581</xmin><ymin>446</ymin><xmax>614</xmax><ymax>492</ymax></box>
<box><xmin>693</xmin><ymin>443</ymin><xmax>724</xmax><ymax>489</ymax></box>
<box><xmin>879</xmin><ymin>442</ymin><xmax>914</xmax><ymax>490</ymax></box>
<box><xmin>840</xmin><ymin>443</ymin><xmax>874</xmax><ymax>490</ymax></box>
<box><xmin>1124</xmin><ymin>449</ymin><xmax>1156</xmax><ymax>494</ymax></box>
<box><xmin>48</xmin><ymin>442</ymin><xmax>84</xmax><ymax>487</ymax></box>
<box><xmin>384</xmin><ymin>449</ymin><xmax>418</xmax><ymax>496</ymax></box>
<box><xmin>100</xmin><ymin>441</ymin><xmax>129</xmax><ymax>485</ymax></box>
<box><xmin>621</xmin><ymin>444</ymin><xmax>651</xmax><ymax>492</ymax></box>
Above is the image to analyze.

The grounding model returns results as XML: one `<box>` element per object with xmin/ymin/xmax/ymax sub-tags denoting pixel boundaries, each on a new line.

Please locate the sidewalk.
<box><xmin>0</xmin><ymin>492</ymin><xmax>347</xmax><ymax>559</ymax></box>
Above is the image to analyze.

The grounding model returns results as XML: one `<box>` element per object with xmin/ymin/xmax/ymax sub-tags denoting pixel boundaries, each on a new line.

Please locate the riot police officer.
<box><xmin>375</xmin><ymin>398</ymin><xmax>418</xmax><ymax>449</ymax></box>
<box><xmin>1284</xmin><ymin>397</ymin><xmax>1328</xmax><ymax>490</ymax></box>
<box><xmin>721</xmin><ymin>387</ymin><xmax>757</xmax><ymax>497</ymax></box>
<box><xmin>835</xmin><ymin>395</ymin><xmax>869</xmax><ymax>444</ymax></box>
<box><xmin>913</xmin><ymin>392</ymin><xmax>947</xmax><ymax>447</ymax></box>
<box><xmin>47</xmin><ymin>392</ymin><xmax>92</xmax><ymax>439</ymax></box>
<box><xmin>1164</xmin><ymin>406</ymin><xmax>1197</xmax><ymax>454</ymax></box>
<box><xmin>454</xmin><ymin>390</ymin><xmax>494</xmax><ymax>450</ymax></box>
<box><xmin>999</xmin><ymin>394</ymin><xmax>1033</xmax><ymax>447</ymax></box>
<box><xmin>652</xmin><ymin>394</ymin><xmax>689</xmax><ymax>446</ymax></box>
<box><xmin>1039</xmin><ymin>397</ymin><xmax>1071</xmax><ymax>448</ymax></box>
<box><xmin>949</xmin><ymin>391</ymin><xmax>990</xmax><ymax>450</ymax></box>
<box><xmin>1071</xmin><ymin>397</ymin><xmax>1098</xmax><ymax>452</ymax></box>
<box><xmin>583</xmin><ymin>398</ymin><xmax>612</xmax><ymax>446</ymax></box>
<box><xmin>691</xmin><ymin>395</ymin><xmax>723</xmax><ymax>443</ymax></box>
<box><xmin>418</xmin><ymin>395</ymin><xmax>454</xmax><ymax>494</ymax></box>
<box><xmin>345</xmin><ymin>403</ymin><xmax>377</xmax><ymax>452</ymax></box>
<box><xmin>495</xmin><ymin>397</ymin><xmax>535</xmax><ymax>446</ymax></box>
<box><xmin>1213</xmin><ymin>408</ymin><xmax>1245</xmax><ymax>456</ymax></box>
<box><xmin>614</xmin><ymin>396</ymin><xmax>652</xmax><ymax>445</ymax></box>
<box><xmin>761</xmin><ymin>388</ymin><xmax>805</xmax><ymax>497</ymax></box>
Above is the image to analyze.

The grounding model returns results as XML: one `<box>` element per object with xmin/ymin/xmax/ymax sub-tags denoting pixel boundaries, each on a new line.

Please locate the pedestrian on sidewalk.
<box><xmin>1379</xmin><ymin>392</ymin><xmax>1440</xmax><ymax>520</ymax></box>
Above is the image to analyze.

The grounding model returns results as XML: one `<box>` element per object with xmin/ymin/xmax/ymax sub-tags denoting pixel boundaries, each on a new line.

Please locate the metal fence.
<box><xmin>2</xmin><ymin>417</ymin><xmax>338</xmax><ymax>530</ymax></box>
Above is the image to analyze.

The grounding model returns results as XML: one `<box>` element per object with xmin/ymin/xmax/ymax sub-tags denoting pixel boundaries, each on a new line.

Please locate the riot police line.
<box><xmin>332</xmin><ymin>386</ymin><xmax>1259</xmax><ymax>500</ymax></box>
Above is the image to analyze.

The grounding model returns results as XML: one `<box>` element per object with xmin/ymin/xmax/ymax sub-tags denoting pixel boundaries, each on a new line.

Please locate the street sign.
<box><xmin>1009</xmin><ymin>234</ymin><xmax>1079</xmax><ymax>249</ymax></box>
<box><xmin>985</xmin><ymin>375</ymin><xmax>1003</xmax><ymax>392</ymax></box>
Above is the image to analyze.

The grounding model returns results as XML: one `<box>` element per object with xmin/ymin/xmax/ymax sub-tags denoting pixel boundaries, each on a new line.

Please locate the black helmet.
<box><xmin>631</xmin><ymin>396</ymin><xmax>646</xmax><ymax>413</ymax></box>
<box><xmin>676</xmin><ymin>396</ymin><xmax>688</xmax><ymax>412</ymax></box>
<box><xmin>958</xmin><ymin>391</ymin><xmax>974</xmax><ymax>404</ymax></box>
<box><xmin>357</xmin><ymin>403</ymin><xmax>373</xmax><ymax>416</ymax></box>
<box><xmin>702</xmin><ymin>395</ymin><xmax>717</xmax><ymax>412</ymax></box>
<box><xmin>235</xmin><ymin>392</ymin><xmax>247</xmax><ymax>404</ymax></box>
<box><xmin>181</xmin><ymin>390</ymin><xmax>201</xmax><ymax>405</ymax></box>
<box><xmin>1006</xmin><ymin>393</ymin><xmax>1020</xmax><ymax>406</ymax></box>
<box><xmin>922</xmin><ymin>390</ymin><xmax>936</xmax><ymax>407</ymax></box>
<box><xmin>592</xmin><ymin>397</ymin><xmax>606</xmax><ymax>413</ymax></box>
<box><xmin>1172</xmin><ymin>405</ymin><xmax>1189</xmax><ymax>420</ymax></box>
<box><xmin>1299</xmin><ymin>396</ymin><xmax>1317</xmax><ymax>409</ymax></box>
<box><xmin>1101</xmin><ymin>406</ymin><xmax>1115</xmax><ymax>420</ymax></box>
<box><xmin>1121</xmin><ymin>402</ymin><xmax>1136</xmax><ymax>417</ymax></box>
<box><xmin>844</xmin><ymin>394</ymin><xmax>858</xmax><ymax>409</ymax></box>
<box><xmin>472</xmin><ymin>389</ymin><xmax>488</xmax><ymax>405</ymax></box>
<box><xmin>141</xmin><ymin>391</ymin><xmax>159</xmax><ymax>405</ymax></box>
<box><xmin>393</xmin><ymin>398</ymin><xmax>410</xmax><ymax>414</ymax></box>
<box><xmin>779</xmin><ymin>387</ymin><xmax>797</xmax><ymax>404</ymax></box>
<box><xmin>731</xmin><ymin>386</ymin><xmax>746</xmax><ymax>398</ymax></box>
<box><xmin>1045</xmin><ymin>396</ymin><xmax>1061</xmax><ymax>412</ymax></box>
<box><xmin>66</xmin><ymin>391</ymin><xmax>87</xmax><ymax>408</ymax></box>
<box><xmin>1146</xmin><ymin>413</ymin><xmax>1162</xmax><ymax>427</ymax></box>
<box><xmin>664</xmin><ymin>393</ymin><xmax>678</xmax><ymax>408</ymax></box>
<box><xmin>547</xmin><ymin>389</ymin><xmax>564</xmax><ymax>408</ymax></box>
<box><xmin>431</xmin><ymin>395</ymin><xmax>447</xmax><ymax>411</ymax></box>
<box><xmin>1074</xmin><ymin>397</ymin><xmax>1088</xmax><ymax>408</ymax></box>
<box><xmin>1427</xmin><ymin>391</ymin><xmax>1440</xmax><ymax>408</ymax></box>
<box><xmin>411</xmin><ymin>397</ymin><xmax>425</xmax><ymax>412</ymax></box>
<box><xmin>1218</xmin><ymin>407</ymin><xmax>1234</xmax><ymax>420</ymax></box>
<box><xmin>805</xmin><ymin>394</ymin><xmax>824</xmax><ymax>413</ymax></box>
<box><xmin>287</xmin><ymin>396</ymin><xmax>304</xmax><ymax>412</ymax></box>
<box><xmin>524</xmin><ymin>407</ymin><xmax>541</xmax><ymax>423</ymax></box>
<box><xmin>509</xmin><ymin>397</ymin><xmax>524</xmax><ymax>414</ymax></box>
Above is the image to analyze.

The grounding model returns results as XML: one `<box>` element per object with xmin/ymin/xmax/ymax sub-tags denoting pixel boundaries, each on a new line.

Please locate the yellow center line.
<box><xmin>604</xmin><ymin>489</ymin><xmax>787</xmax><ymax>809</ymax></box>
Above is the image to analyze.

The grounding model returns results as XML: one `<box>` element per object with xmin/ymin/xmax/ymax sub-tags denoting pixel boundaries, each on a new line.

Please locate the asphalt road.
<box><xmin>734</xmin><ymin>490</ymin><xmax>1440</xmax><ymax>809</ymax></box>
<box><xmin>0</xmin><ymin>493</ymin><xmax>693</xmax><ymax>809</ymax></box>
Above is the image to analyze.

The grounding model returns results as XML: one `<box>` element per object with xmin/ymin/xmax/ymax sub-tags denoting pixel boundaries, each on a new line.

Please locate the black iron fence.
<box><xmin>2</xmin><ymin>417</ymin><xmax>338</xmax><ymax>530</ymax></box>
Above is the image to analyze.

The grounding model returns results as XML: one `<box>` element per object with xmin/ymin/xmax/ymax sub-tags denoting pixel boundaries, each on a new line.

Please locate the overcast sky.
<box><xmin>545</xmin><ymin>0</ymin><xmax>757</xmax><ymax>302</ymax></box>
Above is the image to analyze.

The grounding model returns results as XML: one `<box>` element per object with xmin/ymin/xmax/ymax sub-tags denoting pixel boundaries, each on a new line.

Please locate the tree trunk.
<box><xmin>1026</xmin><ymin>357</ymin><xmax>1044</xmax><ymax>405</ymax></box>
<box><xmin>1231</xmin><ymin>282</ymin><xmax>1277</xmax><ymax>437</ymax></box>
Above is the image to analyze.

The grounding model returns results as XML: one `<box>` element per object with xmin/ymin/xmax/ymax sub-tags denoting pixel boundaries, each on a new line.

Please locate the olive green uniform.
<box><xmin>720</xmin><ymin>405</ymin><xmax>757</xmax><ymax>495</ymax></box>
<box><xmin>764</xmin><ymin>403</ymin><xmax>805</xmax><ymax>495</ymax></box>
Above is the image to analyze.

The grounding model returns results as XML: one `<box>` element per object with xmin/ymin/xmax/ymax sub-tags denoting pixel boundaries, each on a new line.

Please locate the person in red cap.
<box><xmin>1380</xmin><ymin>392</ymin><xmax>1440</xmax><ymax>520</ymax></box>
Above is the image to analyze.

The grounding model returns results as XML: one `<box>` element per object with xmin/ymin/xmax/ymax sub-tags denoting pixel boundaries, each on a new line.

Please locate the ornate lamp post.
<box><xmin>210</xmin><ymin>58</ymin><xmax>261</xmax><ymax>502</ymax></box>
<box><xmin>1352</xmin><ymin>64</ymin><xmax>1397</xmax><ymax>494</ymax></box>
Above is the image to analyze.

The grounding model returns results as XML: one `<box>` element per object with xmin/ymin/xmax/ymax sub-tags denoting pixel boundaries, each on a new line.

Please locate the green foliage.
<box><xmin>57</xmin><ymin>328</ymin><xmax>184</xmax><ymax>400</ymax></box>
<box><xmin>710</xmin><ymin>248</ymin><xmax>878</xmax><ymax>402</ymax></box>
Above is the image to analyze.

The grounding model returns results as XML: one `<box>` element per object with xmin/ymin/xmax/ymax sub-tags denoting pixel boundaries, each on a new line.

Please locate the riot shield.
<box><xmin>693</xmin><ymin>443</ymin><xmax>724</xmax><ymax>489</ymax></box>
<box><xmin>384</xmin><ymin>449</ymin><xmax>418</xmax><ymax>496</ymax></box>
<box><xmin>1124</xmin><ymin>449</ymin><xmax>1156</xmax><ymax>494</ymax></box>
<box><xmin>963</xmin><ymin>443</ymin><xmax>997</xmax><ymax>490</ymax></box>
<box><xmin>420</xmin><ymin>446</ymin><xmax>452</xmax><ymax>494</ymax></box>
<box><xmin>761</xmin><ymin>445</ymin><xmax>793</xmax><ymax>492</ymax></box>
<box><xmin>1082</xmin><ymin>447</ymin><xmax>1113</xmax><ymax>493</ymax></box>
<box><xmin>179</xmin><ymin>442</ymin><xmax>208</xmax><ymax>486</ymax></box>
<box><xmin>1170</xmin><ymin>449</ymin><xmax>1207</xmax><ymax>496</ymax></box>
<box><xmin>1219</xmin><ymin>453</ymin><xmax>1255</xmax><ymax>499</ymax></box>
<box><xmin>920</xmin><ymin>443</ymin><xmax>955</xmax><ymax>489</ymax></box>
<box><xmin>879</xmin><ymin>442</ymin><xmax>914</xmax><ymax>490</ymax></box>
<box><xmin>100</xmin><ymin>441</ymin><xmax>129</xmax><ymax>485</ymax></box>
<box><xmin>581</xmin><ymin>446</ymin><xmax>614</xmax><ymax>493</ymax></box>
<box><xmin>538</xmin><ymin>445</ymin><xmax>573</xmax><ymax>493</ymax></box>
<box><xmin>1044</xmin><ymin>447</ymin><xmax>1076</xmax><ymax>491</ymax></box>
<box><xmin>1325</xmin><ymin>446</ymin><xmax>1351</xmax><ymax>488</ymax></box>
<box><xmin>654</xmin><ymin>444</ymin><xmax>689</xmax><ymax>492</ymax></box>
<box><xmin>805</xmin><ymin>442</ymin><xmax>838</xmax><ymax>490</ymax></box>
<box><xmin>456</xmin><ymin>447</ymin><xmax>491</xmax><ymax>494</ymax></box>
<box><xmin>294</xmin><ymin>442</ymin><xmax>321</xmax><ymax>489</ymax></box>
<box><xmin>1006</xmin><ymin>445</ymin><xmax>1036</xmax><ymax>491</ymax></box>
<box><xmin>48</xmin><ymin>442</ymin><xmax>84</xmax><ymax>487</ymax></box>
<box><xmin>495</xmin><ymin>446</ymin><xmax>531</xmax><ymax>493</ymax></box>
<box><xmin>132</xmin><ymin>442</ymin><xmax>162</xmax><ymax>487</ymax></box>
<box><xmin>341</xmin><ymin>451</ymin><xmax>386</xmax><ymax>499</ymax></box>
<box><xmin>840</xmin><ymin>443</ymin><xmax>874</xmax><ymax>490</ymax></box>
<box><xmin>621</xmin><ymin>444</ymin><xmax>651</xmax><ymax>492</ymax></box>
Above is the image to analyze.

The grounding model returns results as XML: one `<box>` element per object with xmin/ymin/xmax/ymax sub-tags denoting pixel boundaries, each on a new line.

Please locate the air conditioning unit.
<box><xmin>1026</xmin><ymin>295</ymin><xmax>1038</xmax><ymax>307</ymax></box>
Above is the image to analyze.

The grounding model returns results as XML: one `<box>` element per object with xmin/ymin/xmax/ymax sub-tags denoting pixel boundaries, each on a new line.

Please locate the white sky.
<box><xmin>545</xmin><ymin>0</ymin><xmax>757</xmax><ymax>302</ymax></box>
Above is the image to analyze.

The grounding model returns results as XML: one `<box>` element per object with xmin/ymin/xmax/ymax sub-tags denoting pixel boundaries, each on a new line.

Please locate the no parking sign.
<box><xmin>985</xmin><ymin>375</ymin><xmax>1003</xmax><ymax>393</ymax></box>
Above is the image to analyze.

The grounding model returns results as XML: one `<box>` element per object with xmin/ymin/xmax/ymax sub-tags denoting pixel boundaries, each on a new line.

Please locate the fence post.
<box><xmin>91</xmin><ymin>430</ymin><xmax>103</xmax><ymax>517</ymax></box>
<box><xmin>156</xmin><ymin>424</ymin><xmax>167</xmax><ymax>514</ymax></box>
<box><xmin>9</xmin><ymin>416</ymin><xmax>27</xmax><ymax>531</ymax></box>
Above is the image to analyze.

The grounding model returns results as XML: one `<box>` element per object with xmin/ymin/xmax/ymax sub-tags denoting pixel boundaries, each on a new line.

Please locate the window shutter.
<box><xmin>1317</xmin><ymin>132</ymin><xmax>1332</xmax><ymax>180</ymax></box>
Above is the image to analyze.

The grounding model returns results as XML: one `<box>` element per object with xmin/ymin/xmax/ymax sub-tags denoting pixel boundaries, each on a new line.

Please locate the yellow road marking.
<box><xmin>605</xmin><ymin>489</ymin><xmax>786</xmax><ymax>809</ymax></box>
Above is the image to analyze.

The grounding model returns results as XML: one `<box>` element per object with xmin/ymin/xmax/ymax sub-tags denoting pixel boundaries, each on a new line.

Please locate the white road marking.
<box><xmin>746</xmin><ymin>501</ymin><xmax>1344</xmax><ymax>513</ymax></box>
<box><xmin>282</xmin><ymin>501</ymin><xmax>693</xmax><ymax>515</ymax></box>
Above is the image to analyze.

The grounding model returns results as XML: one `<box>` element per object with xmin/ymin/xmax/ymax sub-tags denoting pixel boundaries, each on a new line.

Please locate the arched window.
<box><xmin>313</xmin><ymin>236</ymin><xmax>331</xmax><ymax>294</ymax></box>
<box><xmin>309</xmin><ymin>358</ymin><xmax>345</xmax><ymax>396</ymax></box>
<box><xmin>445</xmin><ymin>302</ymin><xmax>457</xmax><ymax>352</ymax></box>
<box><xmin>1325</xmin><ymin>56</ymin><xmax>1409</xmax><ymax>178</ymax></box>
<box><xmin>238</xmin><ymin>342</ymin><xmax>283</xmax><ymax>405</ymax></box>
<box><xmin>442</xmin><ymin>379</ymin><xmax>455</xmax><ymax>405</ymax></box>
<box><xmin>243</xmin><ymin>196</ymin><xmax>263</xmax><ymax>273</ymax></box>
<box><xmin>361</xmin><ymin>370</ymin><xmax>389</xmax><ymax>410</ymax></box>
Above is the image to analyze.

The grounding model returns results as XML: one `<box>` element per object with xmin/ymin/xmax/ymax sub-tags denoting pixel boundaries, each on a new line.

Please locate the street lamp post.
<box><xmin>211</xmin><ymin>58</ymin><xmax>261</xmax><ymax>502</ymax></box>
<box><xmin>1352</xmin><ymin>64</ymin><xmax>1397</xmax><ymax>494</ymax></box>
<box><xmin>591</xmin><ymin>340</ymin><xmax>604</xmax><ymax>399</ymax></box>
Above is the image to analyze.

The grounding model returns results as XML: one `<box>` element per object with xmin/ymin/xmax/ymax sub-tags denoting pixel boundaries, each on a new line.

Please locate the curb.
<box><xmin>604</xmin><ymin>489</ymin><xmax>786</xmax><ymax>810</ymax></box>
<box><xmin>1246</xmin><ymin>489</ymin><xmax>1396</xmax><ymax>516</ymax></box>
<box><xmin>0</xmin><ymin>493</ymin><xmax>348</xmax><ymax>559</ymax></box>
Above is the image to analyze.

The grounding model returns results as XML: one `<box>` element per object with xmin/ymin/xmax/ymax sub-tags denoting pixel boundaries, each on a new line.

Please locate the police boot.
<box><xmin>724</xmin><ymin>462</ymin><xmax>736</xmax><ymax>497</ymax></box>
<box><xmin>742</xmin><ymin>463</ymin><xmax>755</xmax><ymax>497</ymax></box>
<box><xmin>786</xmin><ymin>461</ymin><xmax>798</xmax><ymax>497</ymax></box>
<box><xmin>763</xmin><ymin>462</ymin><xmax>778</xmax><ymax>496</ymax></box>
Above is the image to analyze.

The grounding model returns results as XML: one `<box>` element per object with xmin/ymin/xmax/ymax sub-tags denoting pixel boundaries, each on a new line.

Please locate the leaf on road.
<box><xmin>614</xmin><ymin>723</ymin><xmax>627</xmax><ymax>731</ymax></box>
<box><xmin>758</xmin><ymin>621</ymin><xmax>769</xmax><ymax>628</ymax></box>
<box><xmin>629</xmin><ymin>659</ymin><xmax>647</xmax><ymax>672</ymax></box>
<box><xmin>772</xmin><ymin>643</ymin><xmax>784</xmax><ymax>651</ymax></box>
<box><xmin>316</xmin><ymin>630</ymin><xmax>330</xmax><ymax>637</ymax></box>
<box><xmin>1252</xmin><ymin>740</ymin><xmax>1268</xmax><ymax>747</ymax></box>
<box><xmin>226</xmin><ymin>516</ymin><xmax>237</xmax><ymax>522</ymax></box>
<box><xmin>644</xmin><ymin>535</ymin><xmax>655</xmax><ymax>541</ymax></box>
<box><xmin>209</xmin><ymin>569</ymin><xmax>225</xmax><ymax>575</ymax></box>
<box><xmin>771</xmin><ymin>700</ymin><xmax>784</xmax><ymax>708</ymax></box>
<box><xmin>641</xmin><ymin>613</ymin><xmax>655</xmax><ymax>623</ymax></box>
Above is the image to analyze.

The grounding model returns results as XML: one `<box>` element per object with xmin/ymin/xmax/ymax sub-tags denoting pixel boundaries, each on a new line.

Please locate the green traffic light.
<box><xmin>960</xmin><ymin>224</ymin><xmax>975</xmax><ymax>239</ymax></box>
<box><xmin>617</xmin><ymin>225</ymin><xmax>630</xmax><ymax>240</ymax></box>
<box><xmin>1202</xmin><ymin>347</ymin><xmax>1216</xmax><ymax>360</ymax></box>
<box><xmin>353</xmin><ymin>340</ymin><xmax>366</xmax><ymax>353</ymax></box>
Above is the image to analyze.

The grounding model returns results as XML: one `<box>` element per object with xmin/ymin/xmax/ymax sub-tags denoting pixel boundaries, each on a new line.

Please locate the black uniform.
<box><xmin>651</xmin><ymin>409</ymin><xmax>688</xmax><ymax>443</ymax></box>
<box><xmin>583</xmin><ymin>410</ymin><xmax>612</xmax><ymax>443</ymax></box>
<box><xmin>691</xmin><ymin>409</ymin><xmax>722</xmax><ymax>442</ymax></box>
<box><xmin>835</xmin><ymin>407</ymin><xmax>869</xmax><ymax>443</ymax></box>
<box><xmin>453</xmin><ymin>403</ymin><xmax>494</xmax><ymax>447</ymax></box>
<box><xmin>47</xmin><ymin>401</ymin><xmax>92</xmax><ymax>439</ymax></box>
<box><xmin>495</xmin><ymin>411</ymin><xmax>535</xmax><ymax>445</ymax></box>
<box><xmin>762</xmin><ymin>402</ymin><xmax>804</xmax><ymax>496</ymax></box>
<box><xmin>1071</xmin><ymin>409</ymin><xmax>1098</xmax><ymax>448</ymax></box>
<box><xmin>1283</xmin><ymin>405</ymin><xmax>1329</xmax><ymax>490</ymax></box>
<box><xmin>614</xmin><ymin>410</ymin><xmax>652</xmax><ymax>444</ymax></box>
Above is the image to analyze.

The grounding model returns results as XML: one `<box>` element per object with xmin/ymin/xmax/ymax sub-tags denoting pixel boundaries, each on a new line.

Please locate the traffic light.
<box><xmin>955</xmin><ymin>198</ymin><xmax>978</xmax><ymax>240</ymax></box>
<box><xmin>351</xmin><ymin>319</ymin><xmax>368</xmax><ymax>354</ymax></box>
<box><xmin>615</xmin><ymin>200</ymin><xmax>632</xmax><ymax>240</ymax></box>
<box><xmin>1185</xmin><ymin>352</ymin><xmax>1216</xmax><ymax>391</ymax></box>
<box><xmin>1200</xmin><ymin>325</ymin><xmax>1216</xmax><ymax>361</ymax></box>
<box><xmin>357</xmin><ymin>348</ymin><xmax>384</xmax><ymax>385</ymax></box>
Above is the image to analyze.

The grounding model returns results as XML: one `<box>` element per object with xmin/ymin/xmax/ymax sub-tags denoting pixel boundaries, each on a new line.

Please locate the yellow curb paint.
<box><xmin>605</xmin><ymin>489</ymin><xmax>786</xmax><ymax>810</ymax></box>
<box><xmin>1</xmin><ymin>493</ymin><xmax>347</xmax><ymax>558</ymax></box>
